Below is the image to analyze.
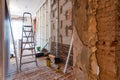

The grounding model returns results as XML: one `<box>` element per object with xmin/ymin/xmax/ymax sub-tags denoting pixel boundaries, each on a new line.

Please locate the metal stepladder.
<box><xmin>20</xmin><ymin>12</ymin><xmax>37</xmax><ymax>70</ymax></box>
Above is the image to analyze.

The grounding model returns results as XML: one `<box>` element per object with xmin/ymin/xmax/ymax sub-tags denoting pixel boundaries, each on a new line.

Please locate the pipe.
<box><xmin>56</xmin><ymin>0</ymin><xmax>59</xmax><ymax>58</ymax></box>
<box><xmin>49</xmin><ymin>0</ymin><xmax>52</xmax><ymax>53</ymax></box>
<box><xmin>63</xmin><ymin>35</ymin><xmax>73</xmax><ymax>73</ymax></box>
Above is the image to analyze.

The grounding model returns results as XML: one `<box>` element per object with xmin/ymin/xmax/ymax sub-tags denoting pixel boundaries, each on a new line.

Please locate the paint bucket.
<box><xmin>46</xmin><ymin>57</ymin><xmax>51</xmax><ymax>67</ymax></box>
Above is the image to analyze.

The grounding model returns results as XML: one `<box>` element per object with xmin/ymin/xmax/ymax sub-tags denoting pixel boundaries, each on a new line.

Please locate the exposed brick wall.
<box><xmin>51</xmin><ymin>0</ymin><xmax>73</xmax><ymax>64</ymax></box>
<box><xmin>51</xmin><ymin>42</ymin><xmax>73</xmax><ymax>65</ymax></box>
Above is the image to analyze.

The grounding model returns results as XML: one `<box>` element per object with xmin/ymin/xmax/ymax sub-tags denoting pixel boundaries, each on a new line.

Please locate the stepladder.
<box><xmin>20</xmin><ymin>12</ymin><xmax>38</xmax><ymax>70</ymax></box>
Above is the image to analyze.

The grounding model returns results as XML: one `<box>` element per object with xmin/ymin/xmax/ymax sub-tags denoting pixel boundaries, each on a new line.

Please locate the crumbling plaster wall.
<box><xmin>96</xmin><ymin>0</ymin><xmax>119</xmax><ymax>80</ymax></box>
<box><xmin>73</xmin><ymin>0</ymin><xmax>99</xmax><ymax>80</ymax></box>
<box><xmin>116</xmin><ymin>1</ymin><xmax>120</xmax><ymax>79</ymax></box>
<box><xmin>73</xmin><ymin>0</ymin><xmax>120</xmax><ymax>80</ymax></box>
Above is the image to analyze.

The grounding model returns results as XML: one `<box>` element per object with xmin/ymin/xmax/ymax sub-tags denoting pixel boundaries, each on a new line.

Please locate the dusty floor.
<box><xmin>7</xmin><ymin>56</ymin><xmax>73</xmax><ymax>80</ymax></box>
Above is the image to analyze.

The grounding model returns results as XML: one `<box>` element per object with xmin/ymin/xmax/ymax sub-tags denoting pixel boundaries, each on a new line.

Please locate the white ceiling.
<box><xmin>9</xmin><ymin>0</ymin><xmax>45</xmax><ymax>18</ymax></box>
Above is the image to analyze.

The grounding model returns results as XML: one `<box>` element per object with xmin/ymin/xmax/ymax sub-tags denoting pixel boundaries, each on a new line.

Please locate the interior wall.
<box><xmin>116</xmin><ymin>0</ymin><xmax>120</xmax><ymax>79</ymax></box>
<box><xmin>73</xmin><ymin>0</ymin><xmax>90</xmax><ymax>79</ymax></box>
<box><xmin>36</xmin><ymin>0</ymin><xmax>51</xmax><ymax>51</ymax></box>
<box><xmin>96</xmin><ymin>0</ymin><xmax>118</xmax><ymax>80</ymax></box>
<box><xmin>0</xmin><ymin>0</ymin><xmax>11</xmax><ymax>79</ymax></box>
<box><xmin>51</xmin><ymin>0</ymin><xmax>73</xmax><ymax>63</ymax></box>
<box><xmin>0</xmin><ymin>0</ymin><xmax>4</xmax><ymax>79</ymax></box>
<box><xmin>4</xmin><ymin>1</ymin><xmax>11</xmax><ymax>79</ymax></box>
<box><xmin>88</xmin><ymin>0</ymin><xmax>99</xmax><ymax>80</ymax></box>
<box><xmin>73</xmin><ymin>0</ymin><xmax>120</xmax><ymax>80</ymax></box>
<box><xmin>73</xmin><ymin>0</ymin><xmax>99</xmax><ymax>80</ymax></box>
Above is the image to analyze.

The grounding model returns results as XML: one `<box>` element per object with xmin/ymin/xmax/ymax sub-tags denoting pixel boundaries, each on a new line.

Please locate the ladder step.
<box><xmin>24</xmin><ymin>25</ymin><xmax>32</xmax><ymax>27</ymax></box>
<box><xmin>22</xmin><ymin>47</ymin><xmax>34</xmax><ymax>50</ymax></box>
<box><xmin>21</xmin><ymin>60</ymin><xmax>36</xmax><ymax>65</ymax></box>
<box><xmin>22</xmin><ymin>54</ymin><xmax>36</xmax><ymax>57</ymax></box>
<box><xmin>22</xmin><ymin>42</ymin><xmax>34</xmax><ymax>44</ymax></box>
<box><xmin>23</xmin><ymin>36</ymin><xmax>34</xmax><ymax>37</ymax></box>
<box><xmin>23</xmin><ymin>30</ymin><xmax>32</xmax><ymax>32</ymax></box>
